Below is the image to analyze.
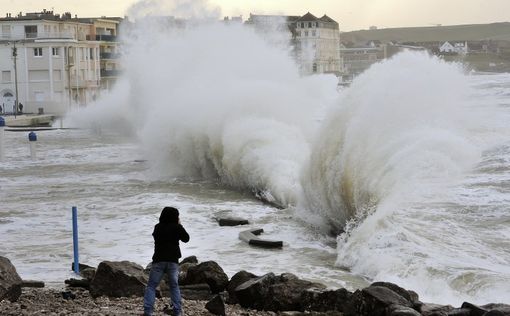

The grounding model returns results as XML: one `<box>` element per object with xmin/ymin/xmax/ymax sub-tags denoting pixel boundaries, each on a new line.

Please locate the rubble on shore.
<box><xmin>1</xmin><ymin>255</ymin><xmax>509</xmax><ymax>316</ymax></box>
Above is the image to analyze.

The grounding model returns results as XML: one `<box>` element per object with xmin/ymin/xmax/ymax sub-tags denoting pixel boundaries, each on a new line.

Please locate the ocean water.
<box><xmin>1</xmin><ymin>20</ymin><xmax>510</xmax><ymax>307</ymax></box>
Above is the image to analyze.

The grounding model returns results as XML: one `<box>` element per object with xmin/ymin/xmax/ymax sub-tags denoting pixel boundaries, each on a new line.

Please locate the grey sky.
<box><xmin>4</xmin><ymin>0</ymin><xmax>510</xmax><ymax>31</ymax></box>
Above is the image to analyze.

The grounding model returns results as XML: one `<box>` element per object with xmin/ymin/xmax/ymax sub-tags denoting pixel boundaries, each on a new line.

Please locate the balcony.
<box><xmin>100</xmin><ymin>52</ymin><xmax>120</xmax><ymax>59</ymax></box>
<box><xmin>68</xmin><ymin>77</ymin><xmax>100</xmax><ymax>88</ymax></box>
<box><xmin>1</xmin><ymin>31</ymin><xmax>75</xmax><ymax>40</ymax></box>
<box><xmin>95</xmin><ymin>34</ymin><xmax>117</xmax><ymax>42</ymax></box>
<box><xmin>68</xmin><ymin>78</ymin><xmax>88</xmax><ymax>88</ymax></box>
<box><xmin>100</xmin><ymin>69</ymin><xmax>122</xmax><ymax>77</ymax></box>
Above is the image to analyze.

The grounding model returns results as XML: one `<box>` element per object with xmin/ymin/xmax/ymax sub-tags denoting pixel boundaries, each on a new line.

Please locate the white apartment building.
<box><xmin>247</xmin><ymin>12</ymin><xmax>342</xmax><ymax>76</ymax></box>
<box><xmin>295</xmin><ymin>13</ymin><xmax>341</xmax><ymax>75</ymax></box>
<box><xmin>0</xmin><ymin>10</ymin><xmax>101</xmax><ymax>115</ymax></box>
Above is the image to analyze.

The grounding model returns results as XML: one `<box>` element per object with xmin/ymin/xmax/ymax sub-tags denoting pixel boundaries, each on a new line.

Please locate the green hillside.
<box><xmin>342</xmin><ymin>22</ymin><xmax>510</xmax><ymax>43</ymax></box>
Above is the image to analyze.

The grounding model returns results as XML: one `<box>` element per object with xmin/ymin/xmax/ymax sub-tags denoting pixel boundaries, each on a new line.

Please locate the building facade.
<box><xmin>340</xmin><ymin>46</ymin><xmax>386</xmax><ymax>78</ymax></box>
<box><xmin>0</xmin><ymin>10</ymin><xmax>119</xmax><ymax>114</ymax></box>
<box><xmin>247</xmin><ymin>12</ymin><xmax>341</xmax><ymax>76</ymax></box>
<box><xmin>79</xmin><ymin>17</ymin><xmax>122</xmax><ymax>91</ymax></box>
<box><xmin>294</xmin><ymin>13</ymin><xmax>341</xmax><ymax>75</ymax></box>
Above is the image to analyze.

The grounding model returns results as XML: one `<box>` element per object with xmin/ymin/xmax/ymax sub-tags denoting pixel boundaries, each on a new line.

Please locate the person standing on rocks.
<box><xmin>143</xmin><ymin>207</ymin><xmax>190</xmax><ymax>316</ymax></box>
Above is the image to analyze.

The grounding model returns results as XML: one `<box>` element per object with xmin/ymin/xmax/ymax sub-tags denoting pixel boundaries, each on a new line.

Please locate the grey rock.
<box><xmin>482</xmin><ymin>304</ymin><xmax>510</xmax><ymax>316</ymax></box>
<box><xmin>420</xmin><ymin>303</ymin><xmax>454</xmax><ymax>316</ymax></box>
<box><xmin>235</xmin><ymin>273</ymin><xmax>277</xmax><ymax>310</ymax></box>
<box><xmin>21</xmin><ymin>280</ymin><xmax>45</xmax><ymax>288</ymax></box>
<box><xmin>179</xmin><ymin>283</ymin><xmax>214</xmax><ymax>301</ymax></box>
<box><xmin>226</xmin><ymin>270</ymin><xmax>257</xmax><ymax>304</ymax></box>
<box><xmin>182</xmin><ymin>261</ymin><xmax>229</xmax><ymax>294</ymax></box>
<box><xmin>389</xmin><ymin>304</ymin><xmax>422</xmax><ymax>316</ymax></box>
<box><xmin>447</xmin><ymin>308</ymin><xmax>471</xmax><ymax>316</ymax></box>
<box><xmin>217</xmin><ymin>217</ymin><xmax>249</xmax><ymax>226</ymax></box>
<box><xmin>0</xmin><ymin>256</ymin><xmax>22</xmax><ymax>302</ymax></box>
<box><xmin>205</xmin><ymin>294</ymin><xmax>226</xmax><ymax>315</ymax></box>
<box><xmin>301</xmin><ymin>287</ymin><xmax>352</xmax><ymax>312</ymax></box>
<box><xmin>178</xmin><ymin>262</ymin><xmax>197</xmax><ymax>284</ymax></box>
<box><xmin>180</xmin><ymin>256</ymin><xmax>198</xmax><ymax>265</ymax></box>
<box><xmin>460</xmin><ymin>302</ymin><xmax>488</xmax><ymax>316</ymax></box>
<box><xmin>69</xmin><ymin>262</ymin><xmax>94</xmax><ymax>272</ymax></box>
<box><xmin>371</xmin><ymin>282</ymin><xmax>418</xmax><ymax>303</ymax></box>
<box><xmin>89</xmin><ymin>261</ymin><xmax>147</xmax><ymax>298</ymax></box>
<box><xmin>345</xmin><ymin>286</ymin><xmax>413</xmax><ymax>316</ymax></box>
<box><xmin>483</xmin><ymin>311</ymin><xmax>507</xmax><ymax>316</ymax></box>
<box><xmin>64</xmin><ymin>278</ymin><xmax>90</xmax><ymax>289</ymax></box>
<box><xmin>80</xmin><ymin>267</ymin><xmax>96</xmax><ymax>281</ymax></box>
<box><xmin>235</xmin><ymin>272</ymin><xmax>326</xmax><ymax>311</ymax></box>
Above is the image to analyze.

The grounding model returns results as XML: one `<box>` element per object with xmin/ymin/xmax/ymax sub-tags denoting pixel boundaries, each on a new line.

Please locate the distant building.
<box><xmin>77</xmin><ymin>17</ymin><xmax>122</xmax><ymax>91</ymax></box>
<box><xmin>295</xmin><ymin>13</ymin><xmax>341</xmax><ymax>75</ymax></box>
<box><xmin>340</xmin><ymin>45</ymin><xmax>385</xmax><ymax>78</ymax></box>
<box><xmin>439</xmin><ymin>41</ymin><xmax>468</xmax><ymax>55</ymax></box>
<box><xmin>223</xmin><ymin>16</ymin><xmax>243</xmax><ymax>24</ymax></box>
<box><xmin>0</xmin><ymin>10</ymin><xmax>121</xmax><ymax>114</ymax></box>
<box><xmin>247</xmin><ymin>12</ymin><xmax>341</xmax><ymax>76</ymax></box>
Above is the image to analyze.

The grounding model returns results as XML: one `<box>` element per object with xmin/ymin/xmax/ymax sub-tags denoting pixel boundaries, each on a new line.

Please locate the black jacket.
<box><xmin>152</xmin><ymin>222</ymin><xmax>190</xmax><ymax>263</ymax></box>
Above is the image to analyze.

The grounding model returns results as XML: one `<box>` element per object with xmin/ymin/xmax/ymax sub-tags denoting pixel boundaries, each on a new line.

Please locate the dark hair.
<box><xmin>159</xmin><ymin>207</ymin><xmax>179</xmax><ymax>224</ymax></box>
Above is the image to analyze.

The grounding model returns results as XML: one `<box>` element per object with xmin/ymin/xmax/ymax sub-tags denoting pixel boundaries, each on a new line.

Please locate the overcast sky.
<box><xmin>4</xmin><ymin>0</ymin><xmax>510</xmax><ymax>31</ymax></box>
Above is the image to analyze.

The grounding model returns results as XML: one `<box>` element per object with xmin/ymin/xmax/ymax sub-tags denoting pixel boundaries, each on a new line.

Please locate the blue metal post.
<box><xmin>72</xmin><ymin>206</ymin><xmax>79</xmax><ymax>274</ymax></box>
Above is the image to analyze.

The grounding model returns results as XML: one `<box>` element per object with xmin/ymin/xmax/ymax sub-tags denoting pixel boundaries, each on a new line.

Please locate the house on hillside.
<box><xmin>439</xmin><ymin>41</ymin><xmax>468</xmax><ymax>55</ymax></box>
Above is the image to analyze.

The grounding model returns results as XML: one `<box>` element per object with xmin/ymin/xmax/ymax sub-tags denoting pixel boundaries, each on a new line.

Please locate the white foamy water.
<box><xmin>0</xmin><ymin>129</ymin><xmax>358</xmax><ymax>290</ymax></box>
<box><xmin>1</xmin><ymin>11</ymin><xmax>510</xmax><ymax>307</ymax></box>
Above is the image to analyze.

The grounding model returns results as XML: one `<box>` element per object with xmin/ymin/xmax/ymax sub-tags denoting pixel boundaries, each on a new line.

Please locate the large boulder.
<box><xmin>371</xmin><ymin>282</ymin><xmax>419</xmax><ymax>305</ymax></box>
<box><xmin>180</xmin><ymin>256</ymin><xmax>198</xmax><ymax>265</ymax></box>
<box><xmin>481</xmin><ymin>303</ymin><xmax>510</xmax><ymax>315</ymax></box>
<box><xmin>205</xmin><ymin>294</ymin><xmax>226</xmax><ymax>316</ymax></box>
<box><xmin>345</xmin><ymin>285</ymin><xmax>415</xmax><ymax>316</ymax></box>
<box><xmin>388</xmin><ymin>304</ymin><xmax>422</xmax><ymax>316</ymax></box>
<box><xmin>89</xmin><ymin>261</ymin><xmax>147</xmax><ymax>298</ymax></box>
<box><xmin>226</xmin><ymin>270</ymin><xmax>257</xmax><ymax>304</ymax></box>
<box><xmin>0</xmin><ymin>256</ymin><xmax>22</xmax><ymax>302</ymax></box>
<box><xmin>180</xmin><ymin>283</ymin><xmax>214</xmax><ymax>301</ymax></box>
<box><xmin>178</xmin><ymin>262</ymin><xmax>197</xmax><ymax>284</ymax></box>
<box><xmin>301</xmin><ymin>287</ymin><xmax>352</xmax><ymax>312</ymax></box>
<box><xmin>235</xmin><ymin>273</ymin><xmax>277</xmax><ymax>310</ymax></box>
<box><xmin>235</xmin><ymin>272</ymin><xmax>326</xmax><ymax>311</ymax></box>
<box><xmin>182</xmin><ymin>261</ymin><xmax>229</xmax><ymax>293</ymax></box>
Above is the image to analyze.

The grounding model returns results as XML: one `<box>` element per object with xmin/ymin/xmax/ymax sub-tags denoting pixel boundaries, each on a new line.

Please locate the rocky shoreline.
<box><xmin>1</xmin><ymin>256</ymin><xmax>509</xmax><ymax>316</ymax></box>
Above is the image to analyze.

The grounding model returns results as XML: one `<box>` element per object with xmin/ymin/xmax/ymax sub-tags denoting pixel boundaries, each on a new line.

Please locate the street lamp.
<box><xmin>10</xmin><ymin>41</ymin><xmax>19</xmax><ymax>118</ymax></box>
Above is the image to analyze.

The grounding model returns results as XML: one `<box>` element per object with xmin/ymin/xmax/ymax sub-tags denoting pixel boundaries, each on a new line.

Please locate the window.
<box><xmin>305</xmin><ymin>31</ymin><xmax>309</xmax><ymax>37</ymax></box>
<box><xmin>301</xmin><ymin>22</ymin><xmax>304</xmax><ymax>28</ymax></box>
<box><xmin>52</xmin><ymin>47</ymin><xmax>59</xmax><ymax>56</ymax></box>
<box><xmin>25</xmin><ymin>25</ymin><xmax>37</xmax><ymax>38</ymax></box>
<box><xmin>2</xmin><ymin>70</ymin><xmax>11</xmax><ymax>82</ymax></box>
<box><xmin>308</xmin><ymin>22</ymin><xmax>312</xmax><ymax>27</ymax></box>
<box><xmin>90</xmin><ymin>48</ymin><xmax>94</xmax><ymax>60</ymax></box>
<box><xmin>34</xmin><ymin>47</ymin><xmax>43</xmax><ymax>57</ymax></box>
<box><xmin>313</xmin><ymin>63</ymin><xmax>318</xmax><ymax>73</ymax></box>
<box><xmin>2</xmin><ymin>25</ymin><xmax>10</xmax><ymax>37</ymax></box>
<box><xmin>316</xmin><ymin>22</ymin><xmax>319</xmax><ymax>27</ymax></box>
<box><xmin>312</xmin><ymin>31</ymin><xmax>316</xmax><ymax>37</ymax></box>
